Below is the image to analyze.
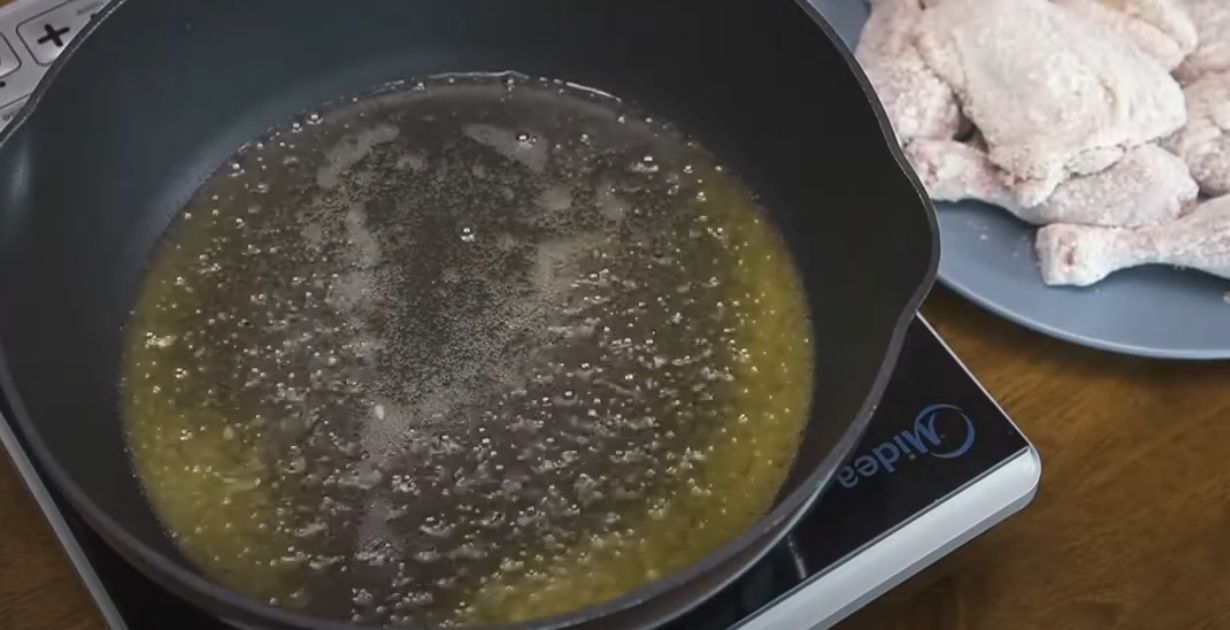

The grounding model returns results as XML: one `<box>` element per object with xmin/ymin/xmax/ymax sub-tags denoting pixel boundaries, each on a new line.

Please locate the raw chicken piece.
<box><xmin>1056</xmin><ymin>0</ymin><xmax>1197</xmax><ymax>70</ymax></box>
<box><xmin>906</xmin><ymin>140</ymin><xmax>1017</xmax><ymax>209</ymax></box>
<box><xmin>855</xmin><ymin>0</ymin><xmax>962</xmax><ymax>144</ymax></box>
<box><xmin>1037</xmin><ymin>195</ymin><xmax>1230</xmax><ymax>286</ymax></box>
<box><xmin>914</xmin><ymin>0</ymin><xmax>1188</xmax><ymax>207</ymax></box>
<box><xmin>907</xmin><ymin>140</ymin><xmax>1198</xmax><ymax>226</ymax></box>
<box><xmin>1164</xmin><ymin>71</ymin><xmax>1230</xmax><ymax>196</ymax></box>
<box><xmin>1174</xmin><ymin>0</ymin><xmax>1230</xmax><ymax>84</ymax></box>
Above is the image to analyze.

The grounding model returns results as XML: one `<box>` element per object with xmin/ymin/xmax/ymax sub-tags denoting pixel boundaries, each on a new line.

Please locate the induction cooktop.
<box><xmin>0</xmin><ymin>314</ymin><xmax>1038</xmax><ymax>630</ymax></box>
<box><xmin>0</xmin><ymin>1</ymin><xmax>1040</xmax><ymax>627</ymax></box>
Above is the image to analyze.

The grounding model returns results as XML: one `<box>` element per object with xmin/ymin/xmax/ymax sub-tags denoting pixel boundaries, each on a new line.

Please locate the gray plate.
<box><xmin>811</xmin><ymin>0</ymin><xmax>1230</xmax><ymax>360</ymax></box>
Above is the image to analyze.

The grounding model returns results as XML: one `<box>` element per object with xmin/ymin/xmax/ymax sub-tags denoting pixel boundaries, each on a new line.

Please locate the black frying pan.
<box><xmin>0</xmin><ymin>0</ymin><xmax>936</xmax><ymax>628</ymax></box>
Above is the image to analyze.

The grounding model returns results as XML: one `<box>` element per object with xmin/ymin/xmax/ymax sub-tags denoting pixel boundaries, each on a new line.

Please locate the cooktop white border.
<box><xmin>0</xmin><ymin>402</ymin><xmax>129</xmax><ymax>630</ymax></box>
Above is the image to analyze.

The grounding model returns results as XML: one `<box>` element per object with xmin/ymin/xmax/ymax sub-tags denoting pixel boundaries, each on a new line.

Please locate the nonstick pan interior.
<box><xmin>0</xmin><ymin>0</ymin><xmax>937</xmax><ymax>627</ymax></box>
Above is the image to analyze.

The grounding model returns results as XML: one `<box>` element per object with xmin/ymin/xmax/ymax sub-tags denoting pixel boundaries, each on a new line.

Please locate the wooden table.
<box><xmin>3</xmin><ymin>287</ymin><xmax>1229</xmax><ymax>629</ymax></box>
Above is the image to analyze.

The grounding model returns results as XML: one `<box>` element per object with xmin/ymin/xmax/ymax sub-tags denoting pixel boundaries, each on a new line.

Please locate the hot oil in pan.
<box><xmin>120</xmin><ymin>73</ymin><xmax>813</xmax><ymax>626</ymax></box>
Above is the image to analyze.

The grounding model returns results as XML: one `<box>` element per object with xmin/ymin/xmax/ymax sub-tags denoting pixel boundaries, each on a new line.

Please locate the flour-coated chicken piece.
<box><xmin>1164</xmin><ymin>71</ymin><xmax>1230</xmax><ymax>196</ymax></box>
<box><xmin>1174</xmin><ymin>0</ymin><xmax>1230</xmax><ymax>84</ymax></box>
<box><xmin>1056</xmin><ymin>0</ymin><xmax>1197</xmax><ymax>70</ymax></box>
<box><xmin>914</xmin><ymin>0</ymin><xmax>1188</xmax><ymax>208</ymax></box>
<box><xmin>855</xmin><ymin>0</ymin><xmax>962</xmax><ymax>144</ymax></box>
<box><xmin>1037</xmin><ymin>195</ymin><xmax>1230</xmax><ymax>286</ymax></box>
<box><xmin>907</xmin><ymin>140</ymin><xmax>1198</xmax><ymax>226</ymax></box>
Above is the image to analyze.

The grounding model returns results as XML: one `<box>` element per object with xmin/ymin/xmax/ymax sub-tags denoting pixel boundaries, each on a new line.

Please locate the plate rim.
<box><xmin>937</xmin><ymin>272</ymin><xmax>1230</xmax><ymax>361</ymax></box>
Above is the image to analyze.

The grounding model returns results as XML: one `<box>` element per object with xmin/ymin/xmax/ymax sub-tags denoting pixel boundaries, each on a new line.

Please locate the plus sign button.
<box><xmin>17</xmin><ymin>0</ymin><xmax>105</xmax><ymax>66</ymax></box>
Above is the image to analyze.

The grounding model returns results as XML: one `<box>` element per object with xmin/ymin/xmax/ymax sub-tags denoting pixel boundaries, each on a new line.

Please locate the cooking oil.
<box><xmin>121</xmin><ymin>72</ymin><xmax>813</xmax><ymax>626</ymax></box>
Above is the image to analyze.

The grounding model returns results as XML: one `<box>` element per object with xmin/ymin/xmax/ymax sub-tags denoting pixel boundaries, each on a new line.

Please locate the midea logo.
<box><xmin>835</xmin><ymin>404</ymin><xmax>976</xmax><ymax>489</ymax></box>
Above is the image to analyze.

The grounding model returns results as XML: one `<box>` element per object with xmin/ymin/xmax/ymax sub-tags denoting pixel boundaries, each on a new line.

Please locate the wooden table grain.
<box><xmin>3</xmin><ymin>289</ymin><xmax>1230</xmax><ymax>630</ymax></box>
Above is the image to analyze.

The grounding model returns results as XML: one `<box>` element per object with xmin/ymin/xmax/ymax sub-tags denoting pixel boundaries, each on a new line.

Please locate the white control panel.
<box><xmin>0</xmin><ymin>0</ymin><xmax>108</xmax><ymax>130</ymax></box>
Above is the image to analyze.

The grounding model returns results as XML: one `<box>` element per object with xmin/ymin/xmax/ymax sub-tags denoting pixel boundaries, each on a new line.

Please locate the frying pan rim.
<box><xmin>0</xmin><ymin>0</ymin><xmax>940</xmax><ymax>627</ymax></box>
